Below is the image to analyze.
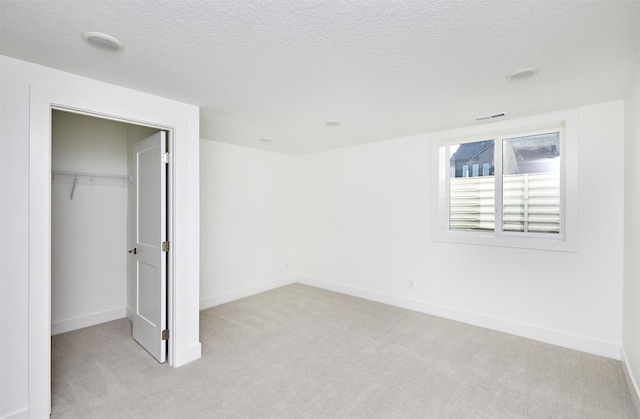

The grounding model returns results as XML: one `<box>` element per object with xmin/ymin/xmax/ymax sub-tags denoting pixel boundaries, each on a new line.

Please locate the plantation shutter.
<box><xmin>450</xmin><ymin>172</ymin><xmax>560</xmax><ymax>233</ymax></box>
<box><xmin>449</xmin><ymin>176</ymin><xmax>495</xmax><ymax>231</ymax></box>
<box><xmin>503</xmin><ymin>172</ymin><xmax>560</xmax><ymax>233</ymax></box>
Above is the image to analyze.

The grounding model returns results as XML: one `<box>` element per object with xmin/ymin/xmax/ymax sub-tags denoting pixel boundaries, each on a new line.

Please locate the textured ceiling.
<box><xmin>1</xmin><ymin>0</ymin><xmax>639</xmax><ymax>154</ymax></box>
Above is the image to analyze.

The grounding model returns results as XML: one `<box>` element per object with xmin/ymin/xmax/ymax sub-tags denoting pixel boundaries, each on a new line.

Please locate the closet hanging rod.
<box><xmin>51</xmin><ymin>169</ymin><xmax>131</xmax><ymax>182</ymax></box>
<box><xmin>52</xmin><ymin>170</ymin><xmax>131</xmax><ymax>200</ymax></box>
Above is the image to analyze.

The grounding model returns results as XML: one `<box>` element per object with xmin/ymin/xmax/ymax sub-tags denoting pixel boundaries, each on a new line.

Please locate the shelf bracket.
<box><xmin>70</xmin><ymin>173</ymin><xmax>78</xmax><ymax>200</ymax></box>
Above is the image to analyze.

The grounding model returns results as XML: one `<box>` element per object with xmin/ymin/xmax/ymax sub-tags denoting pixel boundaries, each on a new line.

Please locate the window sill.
<box><xmin>431</xmin><ymin>229</ymin><xmax>578</xmax><ymax>252</ymax></box>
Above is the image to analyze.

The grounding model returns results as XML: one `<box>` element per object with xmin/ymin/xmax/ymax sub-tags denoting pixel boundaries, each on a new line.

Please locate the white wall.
<box><xmin>0</xmin><ymin>55</ymin><xmax>200</xmax><ymax>418</ymax></box>
<box><xmin>0</xmin><ymin>56</ymin><xmax>31</xmax><ymax>419</ymax></box>
<box><xmin>199</xmin><ymin>140</ymin><xmax>297</xmax><ymax>308</ymax></box>
<box><xmin>298</xmin><ymin>101</ymin><xmax>625</xmax><ymax>359</ymax></box>
<box><xmin>51</xmin><ymin>110</ymin><xmax>130</xmax><ymax>334</ymax></box>
<box><xmin>623</xmin><ymin>71</ymin><xmax>640</xmax><ymax>407</ymax></box>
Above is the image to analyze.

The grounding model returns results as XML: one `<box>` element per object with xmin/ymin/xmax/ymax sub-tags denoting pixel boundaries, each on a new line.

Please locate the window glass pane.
<box><xmin>502</xmin><ymin>132</ymin><xmax>560</xmax><ymax>234</ymax></box>
<box><xmin>450</xmin><ymin>140</ymin><xmax>494</xmax><ymax>178</ymax></box>
<box><xmin>449</xmin><ymin>140</ymin><xmax>495</xmax><ymax>232</ymax></box>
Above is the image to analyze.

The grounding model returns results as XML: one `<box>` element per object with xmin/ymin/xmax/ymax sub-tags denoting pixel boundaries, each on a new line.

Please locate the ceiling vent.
<box><xmin>81</xmin><ymin>32</ymin><xmax>124</xmax><ymax>52</ymax></box>
<box><xmin>506</xmin><ymin>67</ymin><xmax>538</xmax><ymax>81</ymax></box>
<box><xmin>474</xmin><ymin>113</ymin><xmax>505</xmax><ymax>122</ymax></box>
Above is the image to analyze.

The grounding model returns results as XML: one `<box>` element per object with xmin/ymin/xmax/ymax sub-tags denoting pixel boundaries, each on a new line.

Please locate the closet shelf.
<box><xmin>52</xmin><ymin>170</ymin><xmax>131</xmax><ymax>200</ymax></box>
<box><xmin>52</xmin><ymin>169</ymin><xmax>131</xmax><ymax>181</ymax></box>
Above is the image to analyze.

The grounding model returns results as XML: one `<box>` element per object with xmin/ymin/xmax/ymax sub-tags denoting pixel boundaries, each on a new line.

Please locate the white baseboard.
<box><xmin>199</xmin><ymin>275</ymin><xmax>297</xmax><ymax>310</ymax></box>
<box><xmin>297</xmin><ymin>275</ymin><xmax>621</xmax><ymax>360</ymax></box>
<box><xmin>51</xmin><ymin>307</ymin><xmax>127</xmax><ymax>335</ymax></box>
<box><xmin>621</xmin><ymin>347</ymin><xmax>640</xmax><ymax>415</ymax></box>
<box><xmin>0</xmin><ymin>407</ymin><xmax>28</xmax><ymax>419</ymax></box>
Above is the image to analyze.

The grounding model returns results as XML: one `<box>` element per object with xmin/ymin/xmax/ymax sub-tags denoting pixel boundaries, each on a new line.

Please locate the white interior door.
<box><xmin>132</xmin><ymin>131</ymin><xmax>167</xmax><ymax>363</ymax></box>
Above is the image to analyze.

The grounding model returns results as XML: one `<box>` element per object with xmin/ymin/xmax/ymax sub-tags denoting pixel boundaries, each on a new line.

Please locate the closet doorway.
<box><xmin>51</xmin><ymin>110</ymin><xmax>168</xmax><ymax>362</ymax></box>
<box><xmin>29</xmin><ymin>85</ymin><xmax>200</xmax><ymax>417</ymax></box>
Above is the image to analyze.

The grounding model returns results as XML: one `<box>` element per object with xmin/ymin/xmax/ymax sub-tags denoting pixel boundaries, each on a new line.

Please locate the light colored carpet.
<box><xmin>52</xmin><ymin>283</ymin><xmax>638</xmax><ymax>418</ymax></box>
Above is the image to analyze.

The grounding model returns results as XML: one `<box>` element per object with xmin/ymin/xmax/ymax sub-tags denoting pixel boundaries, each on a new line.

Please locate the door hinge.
<box><xmin>162</xmin><ymin>329</ymin><xmax>169</xmax><ymax>340</ymax></box>
<box><xmin>161</xmin><ymin>152</ymin><xmax>170</xmax><ymax>164</ymax></box>
<box><xmin>161</xmin><ymin>241</ymin><xmax>170</xmax><ymax>252</ymax></box>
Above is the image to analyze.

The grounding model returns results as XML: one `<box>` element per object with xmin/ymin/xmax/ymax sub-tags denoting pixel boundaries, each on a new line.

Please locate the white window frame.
<box><xmin>432</xmin><ymin>109</ymin><xmax>579</xmax><ymax>252</ymax></box>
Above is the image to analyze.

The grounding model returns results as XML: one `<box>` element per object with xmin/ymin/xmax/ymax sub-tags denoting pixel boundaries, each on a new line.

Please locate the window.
<box><xmin>448</xmin><ymin>132</ymin><xmax>560</xmax><ymax>234</ymax></box>
<box><xmin>449</xmin><ymin>139</ymin><xmax>496</xmax><ymax>232</ymax></box>
<box><xmin>432</xmin><ymin>110</ymin><xmax>578</xmax><ymax>252</ymax></box>
<box><xmin>502</xmin><ymin>132</ymin><xmax>560</xmax><ymax>234</ymax></box>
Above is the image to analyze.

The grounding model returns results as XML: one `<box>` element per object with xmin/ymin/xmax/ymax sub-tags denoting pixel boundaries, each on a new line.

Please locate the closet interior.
<box><xmin>51</xmin><ymin>110</ymin><xmax>158</xmax><ymax>335</ymax></box>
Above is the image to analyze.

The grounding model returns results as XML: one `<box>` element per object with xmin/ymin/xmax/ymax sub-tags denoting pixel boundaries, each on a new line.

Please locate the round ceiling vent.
<box><xmin>506</xmin><ymin>67</ymin><xmax>538</xmax><ymax>81</ymax></box>
<box><xmin>81</xmin><ymin>32</ymin><xmax>124</xmax><ymax>52</ymax></box>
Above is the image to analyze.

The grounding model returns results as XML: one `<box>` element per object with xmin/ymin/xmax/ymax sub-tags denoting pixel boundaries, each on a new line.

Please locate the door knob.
<box><xmin>128</xmin><ymin>248</ymin><xmax>137</xmax><ymax>254</ymax></box>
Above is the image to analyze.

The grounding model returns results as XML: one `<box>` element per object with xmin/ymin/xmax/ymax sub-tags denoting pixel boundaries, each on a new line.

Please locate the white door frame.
<box><xmin>28</xmin><ymin>85</ymin><xmax>201</xmax><ymax>416</ymax></box>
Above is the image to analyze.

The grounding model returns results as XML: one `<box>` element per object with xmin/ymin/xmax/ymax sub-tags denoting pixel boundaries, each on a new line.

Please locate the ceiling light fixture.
<box><xmin>81</xmin><ymin>31</ymin><xmax>124</xmax><ymax>52</ymax></box>
<box><xmin>506</xmin><ymin>67</ymin><xmax>538</xmax><ymax>81</ymax></box>
<box><xmin>325</xmin><ymin>120</ymin><xmax>341</xmax><ymax>127</ymax></box>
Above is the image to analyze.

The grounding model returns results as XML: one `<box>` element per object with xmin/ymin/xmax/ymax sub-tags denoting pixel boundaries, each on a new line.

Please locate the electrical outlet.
<box><xmin>408</xmin><ymin>280</ymin><xmax>414</xmax><ymax>290</ymax></box>
<box><xmin>285</xmin><ymin>262</ymin><xmax>289</xmax><ymax>270</ymax></box>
